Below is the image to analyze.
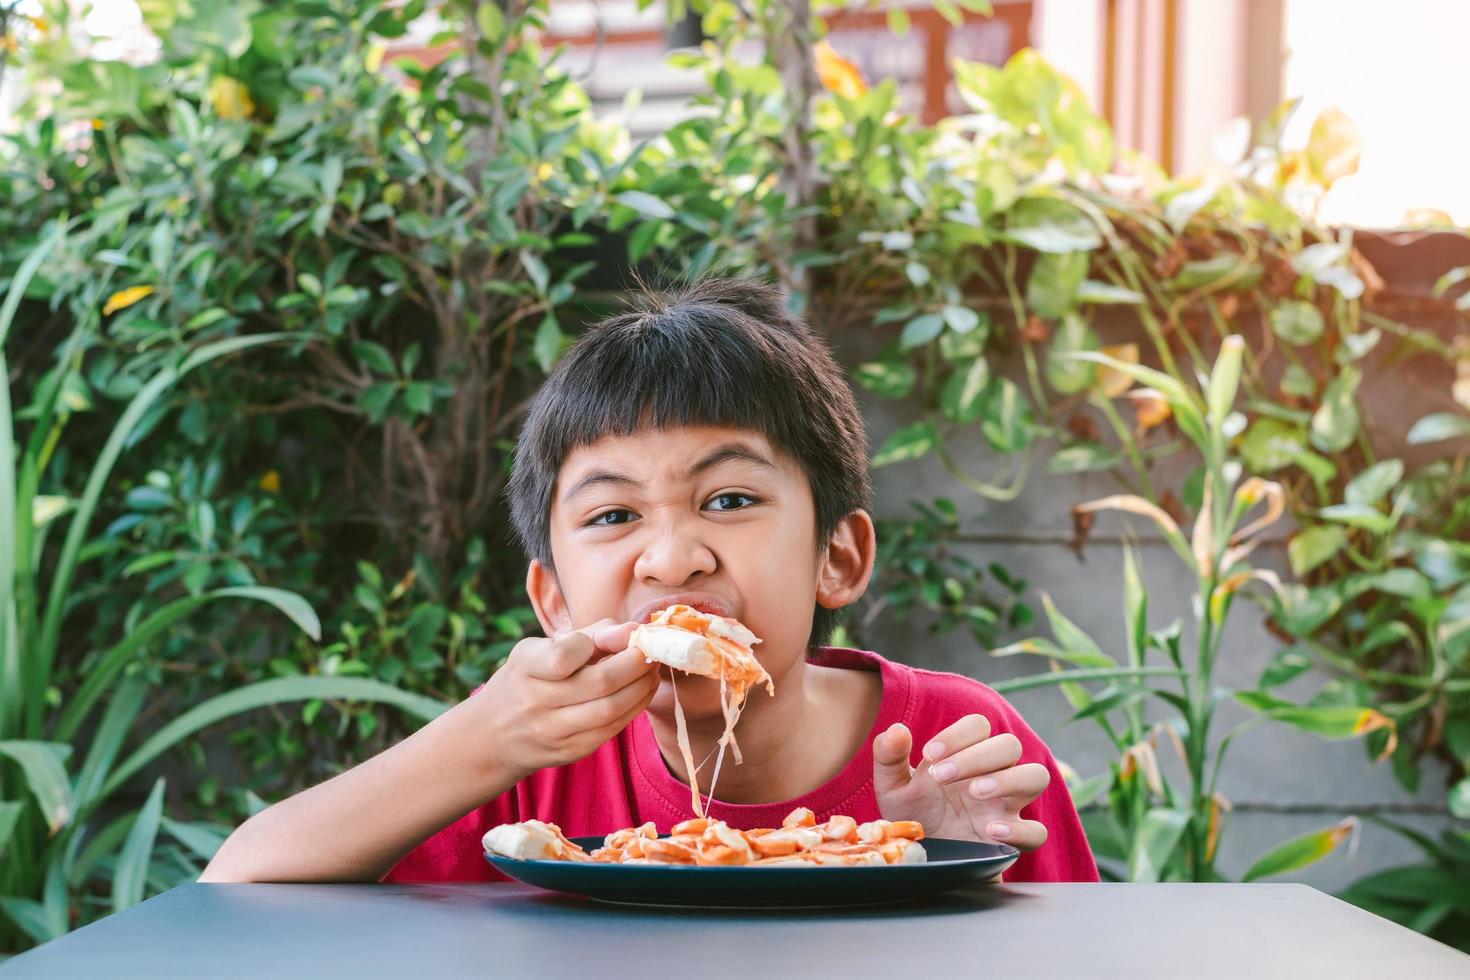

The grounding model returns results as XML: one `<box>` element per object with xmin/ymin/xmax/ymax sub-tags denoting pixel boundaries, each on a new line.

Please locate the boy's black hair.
<box><xmin>507</xmin><ymin>277</ymin><xmax>872</xmax><ymax>648</ymax></box>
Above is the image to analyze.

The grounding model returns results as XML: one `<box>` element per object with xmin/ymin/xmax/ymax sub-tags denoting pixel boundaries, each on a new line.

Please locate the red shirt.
<box><xmin>385</xmin><ymin>647</ymin><xmax>1098</xmax><ymax>883</ymax></box>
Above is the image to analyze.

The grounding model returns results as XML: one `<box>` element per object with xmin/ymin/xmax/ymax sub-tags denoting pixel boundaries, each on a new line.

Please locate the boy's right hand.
<box><xmin>477</xmin><ymin>619</ymin><xmax>659</xmax><ymax>781</ymax></box>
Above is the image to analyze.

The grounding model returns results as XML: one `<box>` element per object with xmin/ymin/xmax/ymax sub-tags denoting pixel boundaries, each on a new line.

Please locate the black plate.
<box><xmin>484</xmin><ymin>837</ymin><xmax>1019</xmax><ymax>908</ymax></box>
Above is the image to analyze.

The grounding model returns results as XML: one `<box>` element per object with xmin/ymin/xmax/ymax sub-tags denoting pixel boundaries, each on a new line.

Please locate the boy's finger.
<box><xmin>571</xmin><ymin>646</ymin><xmax>658</xmax><ymax>702</ymax></box>
<box><xmin>927</xmin><ymin>732</ymin><xmax>1023</xmax><ymax>784</ymax></box>
<box><xmin>967</xmin><ymin>761</ymin><xmax>1049</xmax><ymax>804</ymax></box>
<box><xmin>527</xmin><ymin>620</ymin><xmax>624</xmax><ymax>680</ymax></box>
<box><xmin>872</xmin><ymin>722</ymin><xmax>915</xmax><ymax>798</ymax></box>
<box><xmin>920</xmin><ymin>713</ymin><xmax>992</xmax><ymax>765</ymax></box>
<box><xmin>987</xmin><ymin>818</ymin><xmax>1047</xmax><ymax>851</ymax></box>
<box><xmin>588</xmin><ymin>620</ymin><xmax>639</xmax><ymax>656</ymax></box>
<box><xmin>560</xmin><ymin>668</ymin><xmax>660</xmax><ymax>731</ymax></box>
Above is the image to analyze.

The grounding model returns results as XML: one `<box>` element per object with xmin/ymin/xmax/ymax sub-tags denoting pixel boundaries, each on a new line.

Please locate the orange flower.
<box><xmin>814</xmin><ymin>40</ymin><xmax>866</xmax><ymax>100</ymax></box>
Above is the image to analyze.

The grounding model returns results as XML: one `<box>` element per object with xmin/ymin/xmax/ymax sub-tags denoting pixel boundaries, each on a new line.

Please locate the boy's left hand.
<box><xmin>873</xmin><ymin>716</ymin><xmax>1050</xmax><ymax>850</ymax></box>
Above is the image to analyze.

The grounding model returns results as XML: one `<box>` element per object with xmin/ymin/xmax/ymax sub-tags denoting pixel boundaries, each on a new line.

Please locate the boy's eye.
<box><xmin>588</xmin><ymin>509</ymin><xmax>636</xmax><ymax>527</ymax></box>
<box><xmin>705</xmin><ymin>492</ymin><xmax>758</xmax><ymax>512</ymax></box>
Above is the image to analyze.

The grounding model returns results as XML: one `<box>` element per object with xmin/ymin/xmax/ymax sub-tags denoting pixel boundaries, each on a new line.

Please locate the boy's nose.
<box><xmin>634</xmin><ymin>522</ymin><xmax>717</xmax><ymax>587</ymax></box>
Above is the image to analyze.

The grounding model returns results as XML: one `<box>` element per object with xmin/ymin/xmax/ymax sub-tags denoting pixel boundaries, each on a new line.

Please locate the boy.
<box><xmin>202</xmin><ymin>278</ymin><xmax>1098</xmax><ymax>884</ymax></box>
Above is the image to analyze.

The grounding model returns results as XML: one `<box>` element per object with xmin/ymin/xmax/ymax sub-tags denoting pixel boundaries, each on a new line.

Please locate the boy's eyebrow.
<box><xmin>560</xmin><ymin>442</ymin><xmax>777</xmax><ymax>506</ymax></box>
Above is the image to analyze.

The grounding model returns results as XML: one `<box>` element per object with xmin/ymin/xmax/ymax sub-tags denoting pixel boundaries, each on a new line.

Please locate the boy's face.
<box><xmin>527</xmin><ymin>424</ymin><xmax>873</xmax><ymax>718</ymax></box>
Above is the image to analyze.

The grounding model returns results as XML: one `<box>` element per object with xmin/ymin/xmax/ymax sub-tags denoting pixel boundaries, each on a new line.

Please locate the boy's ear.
<box><xmin>816</xmin><ymin>509</ymin><xmax>876</xmax><ymax>611</ymax></box>
<box><xmin>527</xmin><ymin>559</ymin><xmax>574</xmax><ymax>637</ymax></box>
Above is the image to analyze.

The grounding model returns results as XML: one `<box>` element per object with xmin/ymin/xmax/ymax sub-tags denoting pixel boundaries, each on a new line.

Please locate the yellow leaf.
<box><xmin>1120</xmin><ymin>740</ymin><xmax>1163</xmax><ymax>796</ymax></box>
<box><xmin>365</xmin><ymin>41</ymin><xmax>387</xmax><ymax>73</ymax></box>
<box><xmin>1205</xmin><ymin>792</ymin><xmax>1232</xmax><ymax>863</ymax></box>
<box><xmin>258</xmin><ymin>469</ymin><xmax>281</xmax><ymax>494</ymax></box>
<box><xmin>209</xmin><ymin>76</ymin><xmax>256</xmax><ymax>121</ymax></box>
<box><xmin>814</xmin><ymin>40</ymin><xmax>866</xmax><ymax>100</ymax></box>
<box><xmin>102</xmin><ymin>285</ymin><xmax>155</xmax><ymax>316</ymax></box>
<box><xmin>1306</xmin><ymin>107</ymin><xmax>1361</xmax><ymax>189</ymax></box>
<box><xmin>1076</xmin><ymin>494</ymin><xmax>1185</xmax><ymax>541</ymax></box>
<box><xmin>1355</xmin><ymin>709</ymin><xmax>1397</xmax><ymax>761</ymax></box>
<box><xmin>1191</xmin><ymin>481</ymin><xmax>1215</xmax><ymax>578</ymax></box>
<box><xmin>1231</xmin><ymin>477</ymin><xmax>1285</xmax><ymax>542</ymax></box>
<box><xmin>1096</xmin><ymin>343</ymin><xmax>1139</xmax><ymax>397</ymax></box>
<box><xmin>1127</xmin><ymin>387</ymin><xmax>1171</xmax><ymax>433</ymax></box>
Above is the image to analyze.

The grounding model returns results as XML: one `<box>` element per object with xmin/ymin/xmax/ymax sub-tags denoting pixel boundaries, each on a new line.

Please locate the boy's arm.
<box><xmin>199</xmin><ymin>693</ymin><xmax>517</xmax><ymax>883</ymax></box>
<box><xmin>200</xmin><ymin>621</ymin><xmax>656</xmax><ymax>883</ymax></box>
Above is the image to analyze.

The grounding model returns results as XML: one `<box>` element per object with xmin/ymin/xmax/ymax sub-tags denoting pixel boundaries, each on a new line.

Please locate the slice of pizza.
<box><xmin>629</xmin><ymin>604</ymin><xmax>772</xmax><ymax>817</ymax></box>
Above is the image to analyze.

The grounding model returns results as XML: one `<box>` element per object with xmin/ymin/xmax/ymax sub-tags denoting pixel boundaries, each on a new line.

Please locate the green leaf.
<box><xmin>1123</xmin><ymin>541</ymin><xmax>1148</xmax><ymax>667</ymax></box>
<box><xmin>0</xmin><ymin>800</ymin><xmax>24</xmax><ymax>854</ymax></box>
<box><xmin>1039</xmin><ymin>592</ymin><xmax>1114</xmax><ymax>666</ymax></box>
<box><xmin>1345</xmin><ymin>459</ymin><xmax>1403</xmax><ymax>507</ymax></box>
<box><xmin>615</xmin><ymin>190</ymin><xmax>675</xmax><ymax>220</ymax></box>
<box><xmin>475</xmin><ymin>0</ymin><xmax>505</xmax><ymax>42</ymax></box>
<box><xmin>358</xmin><ymin>382</ymin><xmax>397</xmax><ymax>422</ymax></box>
<box><xmin>534</xmin><ymin>315</ymin><xmax>564</xmax><ymax>373</ymax></box>
<box><xmin>989</xmin><ymin>666</ymin><xmax>1178</xmax><ymax>694</ymax></box>
<box><xmin>1066</xmin><ymin>772</ymin><xmax>1111</xmax><ymax>810</ymax></box>
<box><xmin>1360</xmin><ymin>568</ymin><xmax>1432</xmax><ymax>600</ymax></box>
<box><xmin>113</xmin><ymin>777</ymin><xmax>165</xmax><ymax>913</ymax></box>
<box><xmin>1129</xmin><ymin>808</ymin><xmax>1190</xmax><ymax>883</ymax></box>
<box><xmin>1025</xmin><ymin>251</ymin><xmax>1088</xmax><ymax>318</ymax></box>
<box><xmin>1239</xmin><ymin>418</ymin><xmax>1308</xmax><ymax>473</ymax></box>
<box><xmin>991</xmin><ymin>637</ymin><xmax>1114</xmax><ymax>669</ymax></box>
<box><xmin>1407</xmin><ymin>412</ymin><xmax>1470</xmax><ymax>445</ymax></box>
<box><xmin>1289</xmin><ymin>525</ymin><xmax>1347</xmax><ymax>577</ymax></box>
<box><xmin>900</xmin><ymin>313</ymin><xmax>945</xmax><ymax>350</ymax></box>
<box><xmin>1076</xmin><ymin>280</ymin><xmax>1144</xmax><ymax>305</ymax></box>
<box><xmin>1269</xmin><ymin>301</ymin><xmax>1325</xmax><ymax>346</ymax></box>
<box><xmin>1242</xmin><ymin>819</ymin><xmax>1354</xmax><ymax>882</ymax></box>
<box><xmin>1045</xmin><ymin>314</ymin><xmax>1098</xmax><ymax>394</ymax></box>
<box><xmin>1001</xmin><ymin>197</ymin><xmax>1102</xmax><ymax>253</ymax></box>
<box><xmin>0</xmin><ymin>741</ymin><xmax>73</xmax><ymax>834</ymax></box>
<box><xmin>1449</xmin><ymin>778</ymin><xmax>1470</xmax><ymax>820</ymax></box>
<box><xmin>941</xmin><ymin>305</ymin><xmax>981</xmax><ymax>334</ymax></box>
<box><xmin>162</xmin><ymin>817</ymin><xmax>228</xmax><ymax>862</ymax></box>
<box><xmin>854</xmin><ymin>361</ymin><xmax>917</xmax><ymax>399</ymax></box>
<box><xmin>1206</xmin><ymin>336</ymin><xmax>1244</xmax><ymax>435</ymax></box>
<box><xmin>1310</xmin><ymin>368</ymin><xmax>1361</xmax><ymax>453</ymax></box>
<box><xmin>872</xmin><ymin>422</ymin><xmax>939</xmax><ymax>467</ymax></box>
<box><xmin>351</xmin><ymin>341</ymin><xmax>396</xmax><ymax>376</ymax></box>
<box><xmin>72</xmin><ymin>679</ymin><xmax>147</xmax><ymax>816</ymax></box>
<box><xmin>940</xmin><ymin>358</ymin><xmax>990</xmax><ymax>423</ymax></box>
<box><xmin>102</xmin><ymin>677</ymin><xmax>448</xmax><ymax>800</ymax></box>
<box><xmin>520</xmin><ymin>251</ymin><xmax>549</xmax><ymax>294</ymax></box>
<box><xmin>1318</xmin><ymin>503</ymin><xmax>1394</xmax><ymax>534</ymax></box>
<box><xmin>1234</xmin><ymin>692</ymin><xmax>1394</xmax><ymax>744</ymax></box>
<box><xmin>979</xmin><ymin>378</ymin><xmax>1036</xmax><ymax>453</ymax></box>
<box><xmin>1046</xmin><ymin>443</ymin><xmax>1121</xmax><ymax>474</ymax></box>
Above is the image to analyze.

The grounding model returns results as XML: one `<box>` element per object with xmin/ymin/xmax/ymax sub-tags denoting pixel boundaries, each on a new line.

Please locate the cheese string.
<box><xmin>668</xmin><ymin>670</ymin><xmax>705</xmax><ymax>818</ymax></box>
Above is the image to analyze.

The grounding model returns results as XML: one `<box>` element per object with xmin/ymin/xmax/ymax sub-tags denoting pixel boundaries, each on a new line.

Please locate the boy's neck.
<box><xmin>644</xmin><ymin>654</ymin><xmax>883</xmax><ymax>806</ymax></box>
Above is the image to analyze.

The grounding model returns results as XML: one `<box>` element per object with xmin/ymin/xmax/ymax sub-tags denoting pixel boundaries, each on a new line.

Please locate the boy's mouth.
<box><xmin>628</xmin><ymin>591</ymin><xmax>738</xmax><ymax>625</ymax></box>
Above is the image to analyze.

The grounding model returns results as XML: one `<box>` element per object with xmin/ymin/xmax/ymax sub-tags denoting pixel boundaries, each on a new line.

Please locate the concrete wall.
<box><xmin>832</xmin><ymin>323</ymin><xmax>1455</xmax><ymax>892</ymax></box>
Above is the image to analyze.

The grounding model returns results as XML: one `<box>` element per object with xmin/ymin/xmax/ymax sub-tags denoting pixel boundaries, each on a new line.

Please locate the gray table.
<box><xmin>2</xmin><ymin>882</ymin><xmax>1466</xmax><ymax>979</ymax></box>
